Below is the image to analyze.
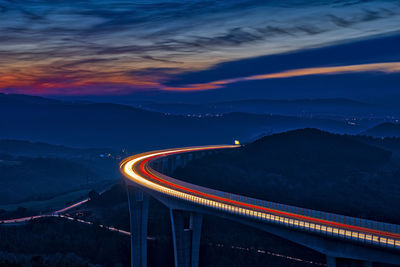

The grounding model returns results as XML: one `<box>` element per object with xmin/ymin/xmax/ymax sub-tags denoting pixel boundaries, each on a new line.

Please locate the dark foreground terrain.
<box><xmin>0</xmin><ymin>183</ymin><xmax>329</xmax><ymax>267</ymax></box>
<box><xmin>7</xmin><ymin>182</ymin><xmax>397</xmax><ymax>267</ymax></box>
<box><xmin>1</xmin><ymin>129</ymin><xmax>400</xmax><ymax>266</ymax></box>
<box><xmin>1</xmin><ymin>181</ymin><xmax>399</xmax><ymax>266</ymax></box>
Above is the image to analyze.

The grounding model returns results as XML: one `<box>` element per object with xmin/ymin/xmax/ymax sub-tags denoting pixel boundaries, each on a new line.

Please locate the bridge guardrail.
<box><xmin>149</xmin><ymin>149</ymin><xmax>400</xmax><ymax>250</ymax></box>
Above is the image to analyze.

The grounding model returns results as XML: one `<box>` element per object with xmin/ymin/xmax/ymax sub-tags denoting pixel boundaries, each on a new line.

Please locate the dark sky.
<box><xmin>0</xmin><ymin>0</ymin><xmax>399</xmax><ymax>102</ymax></box>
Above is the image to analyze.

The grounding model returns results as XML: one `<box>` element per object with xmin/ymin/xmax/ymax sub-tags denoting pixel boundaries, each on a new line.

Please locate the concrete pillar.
<box><xmin>189</xmin><ymin>212</ymin><xmax>202</xmax><ymax>267</ymax></box>
<box><xmin>181</xmin><ymin>155</ymin><xmax>186</xmax><ymax>166</ymax></box>
<box><xmin>326</xmin><ymin>255</ymin><xmax>336</xmax><ymax>267</ymax></box>
<box><xmin>157</xmin><ymin>160</ymin><xmax>163</xmax><ymax>173</ymax></box>
<box><xmin>170</xmin><ymin>209</ymin><xmax>203</xmax><ymax>267</ymax></box>
<box><xmin>176</xmin><ymin>155</ymin><xmax>182</xmax><ymax>169</ymax></box>
<box><xmin>162</xmin><ymin>158</ymin><xmax>168</xmax><ymax>174</ymax></box>
<box><xmin>127</xmin><ymin>186</ymin><xmax>149</xmax><ymax>267</ymax></box>
<box><xmin>167</xmin><ymin>156</ymin><xmax>176</xmax><ymax>175</ymax></box>
<box><xmin>182</xmin><ymin>154</ymin><xmax>189</xmax><ymax>167</ymax></box>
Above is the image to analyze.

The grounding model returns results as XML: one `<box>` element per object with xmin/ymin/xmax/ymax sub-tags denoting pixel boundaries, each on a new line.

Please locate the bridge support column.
<box><xmin>170</xmin><ymin>209</ymin><xmax>203</xmax><ymax>267</ymax></box>
<box><xmin>182</xmin><ymin>154</ymin><xmax>189</xmax><ymax>167</ymax></box>
<box><xmin>162</xmin><ymin>158</ymin><xmax>168</xmax><ymax>173</ymax></box>
<box><xmin>167</xmin><ymin>156</ymin><xmax>177</xmax><ymax>175</ymax></box>
<box><xmin>127</xmin><ymin>186</ymin><xmax>149</xmax><ymax>267</ymax></box>
<box><xmin>326</xmin><ymin>255</ymin><xmax>336</xmax><ymax>267</ymax></box>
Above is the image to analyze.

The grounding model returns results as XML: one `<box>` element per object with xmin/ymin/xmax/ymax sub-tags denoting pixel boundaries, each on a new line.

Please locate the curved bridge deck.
<box><xmin>120</xmin><ymin>145</ymin><xmax>400</xmax><ymax>267</ymax></box>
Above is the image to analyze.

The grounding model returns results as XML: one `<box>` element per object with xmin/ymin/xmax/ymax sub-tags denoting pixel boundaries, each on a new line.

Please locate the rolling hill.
<box><xmin>140</xmin><ymin>98</ymin><xmax>374</xmax><ymax>117</ymax></box>
<box><xmin>0</xmin><ymin>139</ymin><xmax>119</xmax><ymax>207</ymax></box>
<box><xmin>361</xmin><ymin>122</ymin><xmax>400</xmax><ymax>138</ymax></box>
<box><xmin>0</xmin><ymin>93</ymin><xmax>367</xmax><ymax>150</ymax></box>
<box><xmin>173</xmin><ymin>128</ymin><xmax>400</xmax><ymax>224</ymax></box>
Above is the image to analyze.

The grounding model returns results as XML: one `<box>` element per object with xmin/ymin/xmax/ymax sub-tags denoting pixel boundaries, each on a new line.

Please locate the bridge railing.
<box><xmin>149</xmin><ymin>150</ymin><xmax>400</xmax><ymax>250</ymax></box>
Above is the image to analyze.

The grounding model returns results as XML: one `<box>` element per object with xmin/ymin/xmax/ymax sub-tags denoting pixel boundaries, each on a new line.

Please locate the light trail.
<box><xmin>0</xmin><ymin>213</ymin><xmax>131</xmax><ymax>237</ymax></box>
<box><xmin>0</xmin><ymin>215</ymin><xmax>53</xmax><ymax>224</ymax></box>
<box><xmin>120</xmin><ymin>145</ymin><xmax>400</xmax><ymax>250</ymax></box>
<box><xmin>57</xmin><ymin>215</ymin><xmax>130</xmax><ymax>236</ymax></box>
<box><xmin>0</xmin><ymin>195</ymin><xmax>93</xmax><ymax>224</ymax></box>
<box><xmin>54</xmin><ymin>198</ymin><xmax>90</xmax><ymax>214</ymax></box>
<box><xmin>0</xmin><ymin>188</ymin><xmax>112</xmax><ymax>224</ymax></box>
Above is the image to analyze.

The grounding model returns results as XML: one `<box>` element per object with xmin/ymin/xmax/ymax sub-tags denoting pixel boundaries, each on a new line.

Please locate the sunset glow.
<box><xmin>1</xmin><ymin>1</ymin><xmax>400</xmax><ymax>96</ymax></box>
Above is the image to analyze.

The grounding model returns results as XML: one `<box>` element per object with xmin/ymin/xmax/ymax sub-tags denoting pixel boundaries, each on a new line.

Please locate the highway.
<box><xmin>0</xmin><ymin>195</ymin><xmax>131</xmax><ymax>237</ymax></box>
<box><xmin>0</xmin><ymin>198</ymin><xmax>89</xmax><ymax>224</ymax></box>
<box><xmin>0</xmin><ymin>186</ymin><xmax>117</xmax><ymax>225</ymax></box>
<box><xmin>120</xmin><ymin>145</ymin><xmax>400</xmax><ymax>252</ymax></box>
<box><xmin>0</xmin><ymin>196</ymin><xmax>90</xmax><ymax>224</ymax></box>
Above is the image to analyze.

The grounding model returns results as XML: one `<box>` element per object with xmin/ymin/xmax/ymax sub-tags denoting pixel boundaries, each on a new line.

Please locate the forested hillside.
<box><xmin>174</xmin><ymin>129</ymin><xmax>400</xmax><ymax>224</ymax></box>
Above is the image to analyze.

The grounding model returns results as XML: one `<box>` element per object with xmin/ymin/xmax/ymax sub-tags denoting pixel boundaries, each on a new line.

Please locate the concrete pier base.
<box><xmin>127</xmin><ymin>186</ymin><xmax>149</xmax><ymax>267</ymax></box>
<box><xmin>170</xmin><ymin>209</ymin><xmax>203</xmax><ymax>267</ymax></box>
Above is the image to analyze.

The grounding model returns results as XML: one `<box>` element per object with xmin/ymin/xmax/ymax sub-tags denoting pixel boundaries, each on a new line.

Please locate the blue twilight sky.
<box><xmin>0</xmin><ymin>0</ymin><xmax>399</xmax><ymax>101</ymax></box>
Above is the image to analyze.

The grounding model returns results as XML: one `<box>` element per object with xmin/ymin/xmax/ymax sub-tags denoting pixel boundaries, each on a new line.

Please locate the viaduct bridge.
<box><xmin>120</xmin><ymin>145</ymin><xmax>400</xmax><ymax>267</ymax></box>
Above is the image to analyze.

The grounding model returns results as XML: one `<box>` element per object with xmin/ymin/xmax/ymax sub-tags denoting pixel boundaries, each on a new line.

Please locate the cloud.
<box><xmin>162</xmin><ymin>62</ymin><xmax>400</xmax><ymax>91</ymax></box>
<box><xmin>0</xmin><ymin>0</ymin><xmax>400</xmax><ymax>95</ymax></box>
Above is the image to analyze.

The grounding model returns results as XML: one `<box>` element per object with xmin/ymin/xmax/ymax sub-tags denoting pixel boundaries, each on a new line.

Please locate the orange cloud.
<box><xmin>0</xmin><ymin>68</ymin><xmax>162</xmax><ymax>95</ymax></box>
<box><xmin>162</xmin><ymin>62</ymin><xmax>400</xmax><ymax>91</ymax></box>
<box><xmin>2</xmin><ymin>62</ymin><xmax>400</xmax><ymax>95</ymax></box>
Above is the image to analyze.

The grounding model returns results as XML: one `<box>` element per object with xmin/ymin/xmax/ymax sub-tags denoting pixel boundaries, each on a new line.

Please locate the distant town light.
<box><xmin>234</xmin><ymin>140</ymin><xmax>240</xmax><ymax>145</ymax></box>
